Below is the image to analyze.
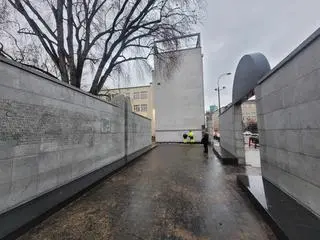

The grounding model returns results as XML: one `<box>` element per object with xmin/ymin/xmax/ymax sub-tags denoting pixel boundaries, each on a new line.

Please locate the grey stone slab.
<box><xmin>0</xmin><ymin>182</ymin><xmax>11</xmax><ymax>214</ymax></box>
<box><xmin>57</xmin><ymin>164</ymin><xmax>73</xmax><ymax>186</ymax></box>
<box><xmin>71</xmin><ymin>158</ymin><xmax>95</xmax><ymax>179</ymax></box>
<box><xmin>303</xmin><ymin>155</ymin><xmax>320</xmax><ymax>187</ymax></box>
<box><xmin>283</xmin><ymin>107</ymin><xmax>301</xmax><ymax>130</ymax></box>
<box><xmin>299</xmin><ymin>100</ymin><xmax>320</xmax><ymax>129</ymax></box>
<box><xmin>284</xmin><ymin>130</ymin><xmax>301</xmax><ymax>153</ymax></box>
<box><xmin>0</xmin><ymin>144</ymin><xmax>41</xmax><ymax>161</ymax></box>
<box><xmin>260</xmin><ymin>90</ymin><xmax>284</xmax><ymax>115</ymax></box>
<box><xmin>8</xmin><ymin>175</ymin><xmax>38</xmax><ymax>208</ymax></box>
<box><xmin>37</xmin><ymin>169</ymin><xmax>58</xmax><ymax>195</ymax></box>
<box><xmin>0</xmin><ymin>159</ymin><xmax>12</xmax><ymax>184</ymax></box>
<box><xmin>301</xmin><ymin>130</ymin><xmax>320</xmax><ymax>157</ymax></box>
<box><xmin>294</xmin><ymin>69</ymin><xmax>320</xmax><ymax>105</ymax></box>
<box><xmin>274</xmin><ymin>148</ymin><xmax>289</xmax><ymax>172</ymax></box>
<box><xmin>12</xmin><ymin>156</ymin><xmax>38</xmax><ymax>181</ymax></box>
<box><xmin>38</xmin><ymin>152</ymin><xmax>61</xmax><ymax>174</ymax></box>
<box><xmin>0</xmin><ymin>63</ymin><xmax>22</xmax><ymax>89</ymax></box>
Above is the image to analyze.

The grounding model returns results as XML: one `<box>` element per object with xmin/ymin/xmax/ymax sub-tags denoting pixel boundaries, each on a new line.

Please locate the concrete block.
<box><xmin>71</xmin><ymin>158</ymin><xmax>95</xmax><ymax>179</ymax></box>
<box><xmin>274</xmin><ymin>148</ymin><xmax>289</xmax><ymax>172</ymax></box>
<box><xmin>0</xmin><ymin>183</ymin><xmax>11</xmax><ymax>214</ymax></box>
<box><xmin>258</xmin><ymin>130</ymin><xmax>266</xmax><ymax>145</ymax></box>
<box><xmin>260</xmin><ymin>70</ymin><xmax>284</xmax><ymax>97</ymax></box>
<box><xmin>57</xmin><ymin>164</ymin><xmax>73</xmax><ymax>186</ymax></box>
<box><xmin>284</xmin><ymin>107</ymin><xmax>301</xmax><ymax>130</ymax></box>
<box><xmin>295</xmin><ymin>69</ymin><xmax>320</xmax><ymax>105</ymax></box>
<box><xmin>12</xmin><ymin>156</ymin><xmax>38</xmax><ymax>181</ymax></box>
<box><xmin>261</xmin><ymin>161</ymin><xmax>279</xmax><ymax>185</ymax></box>
<box><xmin>38</xmin><ymin>152</ymin><xmax>61</xmax><ymax>174</ymax></box>
<box><xmin>256</xmin><ymin>114</ymin><xmax>265</xmax><ymax>131</ymax></box>
<box><xmin>255</xmin><ymin>99</ymin><xmax>262</xmax><ymax>115</ymax></box>
<box><xmin>263</xmin><ymin>154</ymin><xmax>320</xmax><ymax>216</ymax></box>
<box><xmin>40</xmin><ymin>141</ymin><xmax>59</xmax><ymax>152</ymax></box>
<box><xmin>38</xmin><ymin>169</ymin><xmax>58</xmax><ymax>194</ymax></box>
<box><xmin>0</xmin><ymin>64</ymin><xmax>21</xmax><ymax>89</ymax></box>
<box><xmin>254</xmin><ymin>85</ymin><xmax>262</xmax><ymax>100</ymax></box>
<box><xmin>276</xmin><ymin>130</ymin><xmax>287</xmax><ymax>150</ymax></box>
<box><xmin>264</xmin><ymin>146</ymin><xmax>277</xmax><ymax>165</ymax></box>
<box><xmin>286</xmin><ymin>151</ymin><xmax>302</xmax><ymax>178</ymax></box>
<box><xmin>301</xmin><ymin>130</ymin><xmax>320</xmax><ymax>157</ymax></box>
<box><xmin>0</xmin><ymin>159</ymin><xmax>12</xmax><ymax>184</ymax></box>
<box><xmin>8</xmin><ymin>176</ymin><xmax>38</xmax><ymax>208</ymax></box>
<box><xmin>299</xmin><ymin>99</ymin><xmax>320</xmax><ymax>129</ymax></box>
<box><xmin>0</xmin><ymin>144</ymin><xmax>40</xmax><ymax>161</ymax></box>
<box><xmin>292</xmin><ymin>39</ymin><xmax>320</xmax><ymax>80</ymax></box>
<box><xmin>0</xmin><ymin>85</ymin><xmax>45</xmax><ymax>107</ymax></box>
<box><xmin>287</xmin><ymin>152</ymin><xmax>320</xmax><ymax>188</ymax></box>
<box><xmin>303</xmin><ymin>155</ymin><xmax>320</xmax><ymax>187</ymax></box>
<box><xmin>259</xmin><ymin>146</ymin><xmax>267</xmax><ymax>162</ymax></box>
<box><xmin>282</xmin><ymin>85</ymin><xmax>296</xmax><ymax>109</ymax></box>
<box><xmin>284</xmin><ymin>130</ymin><xmax>301</xmax><ymax>153</ymax></box>
<box><xmin>260</xmin><ymin>90</ymin><xmax>284</xmax><ymax>114</ymax></box>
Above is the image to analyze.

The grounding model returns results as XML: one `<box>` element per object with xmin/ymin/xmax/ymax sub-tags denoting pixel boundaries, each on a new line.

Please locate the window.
<box><xmin>141</xmin><ymin>104</ymin><xmax>148</xmax><ymax>112</ymax></box>
<box><xmin>134</xmin><ymin>105</ymin><xmax>140</xmax><ymax>112</ymax></box>
<box><xmin>133</xmin><ymin>92</ymin><xmax>140</xmax><ymax>99</ymax></box>
<box><xmin>140</xmin><ymin>91</ymin><xmax>148</xmax><ymax>99</ymax></box>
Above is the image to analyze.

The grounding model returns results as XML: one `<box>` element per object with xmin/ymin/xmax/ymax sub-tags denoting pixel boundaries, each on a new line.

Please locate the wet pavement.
<box><xmin>245</xmin><ymin>147</ymin><xmax>261</xmax><ymax>168</ymax></box>
<box><xmin>18</xmin><ymin>144</ymin><xmax>276</xmax><ymax>240</ymax></box>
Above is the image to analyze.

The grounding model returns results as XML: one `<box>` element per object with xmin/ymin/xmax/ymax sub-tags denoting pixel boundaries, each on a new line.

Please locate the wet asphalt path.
<box><xmin>18</xmin><ymin>144</ymin><xmax>276</xmax><ymax>240</ymax></box>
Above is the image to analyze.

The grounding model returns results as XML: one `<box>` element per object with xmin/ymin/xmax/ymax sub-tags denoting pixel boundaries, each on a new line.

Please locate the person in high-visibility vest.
<box><xmin>188</xmin><ymin>130</ymin><xmax>195</xmax><ymax>143</ymax></box>
<box><xmin>183</xmin><ymin>132</ymin><xmax>188</xmax><ymax>143</ymax></box>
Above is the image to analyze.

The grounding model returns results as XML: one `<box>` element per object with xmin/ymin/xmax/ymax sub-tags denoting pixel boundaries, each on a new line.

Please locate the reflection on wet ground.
<box><xmin>238</xmin><ymin>175</ymin><xmax>320</xmax><ymax>240</ymax></box>
<box><xmin>19</xmin><ymin>144</ymin><xmax>276</xmax><ymax>240</ymax></box>
<box><xmin>245</xmin><ymin>146</ymin><xmax>261</xmax><ymax>168</ymax></box>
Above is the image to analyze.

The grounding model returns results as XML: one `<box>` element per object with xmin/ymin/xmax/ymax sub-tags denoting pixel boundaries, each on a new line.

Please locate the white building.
<box><xmin>241</xmin><ymin>100</ymin><xmax>257</xmax><ymax>126</ymax></box>
<box><xmin>153</xmin><ymin>34</ymin><xmax>205</xmax><ymax>142</ymax></box>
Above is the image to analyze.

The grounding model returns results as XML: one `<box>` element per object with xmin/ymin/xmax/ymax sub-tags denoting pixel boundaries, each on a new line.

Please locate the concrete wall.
<box><xmin>127</xmin><ymin>112</ymin><xmax>152</xmax><ymax>155</ymax></box>
<box><xmin>153</xmin><ymin>47</ymin><xmax>205</xmax><ymax>142</ymax></box>
<box><xmin>256</xmin><ymin>30</ymin><xmax>320</xmax><ymax>216</ymax></box>
<box><xmin>0</xmin><ymin>56</ymin><xmax>151</xmax><ymax>216</ymax></box>
<box><xmin>220</xmin><ymin>105</ymin><xmax>245</xmax><ymax>164</ymax></box>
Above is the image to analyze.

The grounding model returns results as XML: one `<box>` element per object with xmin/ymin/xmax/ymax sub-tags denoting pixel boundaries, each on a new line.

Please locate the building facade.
<box><xmin>101</xmin><ymin>84</ymin><xmax>155</xmax><ymax>136</ymax></box>
<box><xmin>153</xmin><ymin>34</ymin><xmax>205</xmax><ymax>142</ymax></box>
<box><xmin>241</xmin><ymin>100</ymin><xmax>257</xmax><ymax>126</ymax></box>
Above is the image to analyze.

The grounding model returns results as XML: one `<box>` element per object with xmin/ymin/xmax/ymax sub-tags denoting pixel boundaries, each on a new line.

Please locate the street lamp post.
<box><xmin>215</xmin><ymin>72</ymin><xmax>231</xmax><ymax>115</ymax></box>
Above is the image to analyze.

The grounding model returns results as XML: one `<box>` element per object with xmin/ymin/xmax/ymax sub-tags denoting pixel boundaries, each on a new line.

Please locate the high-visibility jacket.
<box><xmin>188</xmin><ymin>131</ymin><xmax>194</xmax><ymax>138</ymax></box>
<box><xmin>188</xmin><ymin>131</ymin><xmax>195</xmax><ymax>142</ymax></box>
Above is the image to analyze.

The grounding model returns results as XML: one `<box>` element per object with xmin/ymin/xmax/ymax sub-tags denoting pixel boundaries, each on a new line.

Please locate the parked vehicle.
<box><xmin>249</xmin><ymin>134</ymin><xmax>259</xmax><ymax>148</ymax></box>
<box><xmin>243</xmin><ymin>131</ymin><xmax>252</xmax><ymax>136</ymax></box>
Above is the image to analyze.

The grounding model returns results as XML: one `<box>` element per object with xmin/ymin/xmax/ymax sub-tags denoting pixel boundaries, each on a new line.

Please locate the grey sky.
<box><xmin>201</xmin><ymin>0</ymin><xmax>320</xmax><ymax>110</ymax></box>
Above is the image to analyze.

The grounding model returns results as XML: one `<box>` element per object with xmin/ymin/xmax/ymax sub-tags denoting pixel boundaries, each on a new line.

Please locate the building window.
<box><xmin>140</xmin><ymin>91</ymin><xmax>148</xmax><ymax>99</ymax></box>
<box><xmin>141</xmin><ymin>104</ymin><xmax>148</xmax><ymax>112</ymax></box>
<box><xmin>134</xmin><ymin>105</ymin><xmax>140</xmax><ymax>112</ymax></box>
<box><xmin>133</xmin><ymin>92</ymin><xmax>140</xmax><ymax>99</ymax></box>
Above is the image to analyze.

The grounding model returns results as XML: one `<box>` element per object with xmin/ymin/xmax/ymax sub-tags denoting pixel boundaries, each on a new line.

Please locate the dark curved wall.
<box><xmin>232</xmin><ymin>53</ymin><xmax>270</xmax><ymax>104</ymax></box>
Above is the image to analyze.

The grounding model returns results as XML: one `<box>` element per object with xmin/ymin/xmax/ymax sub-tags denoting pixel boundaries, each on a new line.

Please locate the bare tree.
<box><xmin>3</xmin><ymin>0</ymin><xmax>203</xmax><ymax>95</ymax></box>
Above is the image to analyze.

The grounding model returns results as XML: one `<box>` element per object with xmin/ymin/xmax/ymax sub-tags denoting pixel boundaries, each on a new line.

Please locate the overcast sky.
<box><xmin>201</xmin><ymin>0</ymin><xmax>320</xmax><ymax>110</ymax></box>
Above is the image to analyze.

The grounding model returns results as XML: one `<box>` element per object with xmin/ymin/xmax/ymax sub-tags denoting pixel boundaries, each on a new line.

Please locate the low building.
<box><xmin>241</xmin><ymin>100</ymin><xmax>257</xmax><ymax>126</ymax></box>
<box><xmin>100</xmin><ymin>84</ymin><xmax>155</xmax><ymax>137</ymax></box>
